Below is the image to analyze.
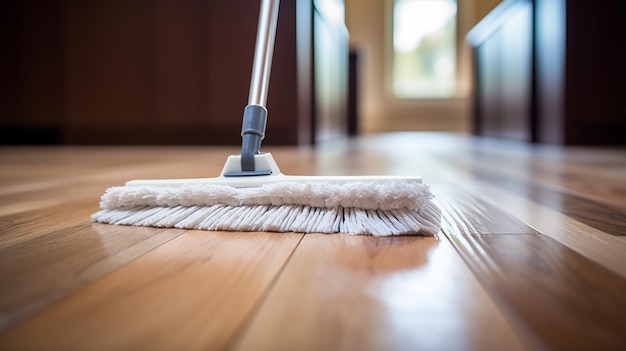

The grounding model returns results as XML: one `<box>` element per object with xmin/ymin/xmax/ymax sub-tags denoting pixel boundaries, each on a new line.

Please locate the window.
<box><xmin>392</xmin><ymin>0</ymin><xmax>457</xmax><ymax>98</ymax></box>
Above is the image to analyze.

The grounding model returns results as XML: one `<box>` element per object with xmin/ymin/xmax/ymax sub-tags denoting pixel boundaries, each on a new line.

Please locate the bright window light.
<box><xmin>318</xmin><ymin>0</ymin><xmax>345</xmax><ymax>26</ymax></box>
<box><xmin>393</xmin><ymin>0</ymin><xmax>457</xmax><ymax>98</ymax></box>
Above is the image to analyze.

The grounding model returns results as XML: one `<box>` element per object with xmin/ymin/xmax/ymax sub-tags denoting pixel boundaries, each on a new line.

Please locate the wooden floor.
<box><xmin>0</xmin><ymin>133</ymin><xmax>625</xmax><ymax>350</ymax></box>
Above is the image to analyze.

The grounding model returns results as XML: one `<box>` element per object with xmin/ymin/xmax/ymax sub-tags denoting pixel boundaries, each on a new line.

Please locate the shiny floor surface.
<box><xmin>1</xmin><ymin>133</ymin><xmax>625</xmax><ymax>350</ymax></box>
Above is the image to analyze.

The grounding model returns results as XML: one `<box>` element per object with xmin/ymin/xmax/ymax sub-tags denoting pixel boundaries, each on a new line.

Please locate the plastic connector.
<box><xmin>238</xmin><ymin>104</ymin><xmax>269</xmax><ymax>174</ymax></box>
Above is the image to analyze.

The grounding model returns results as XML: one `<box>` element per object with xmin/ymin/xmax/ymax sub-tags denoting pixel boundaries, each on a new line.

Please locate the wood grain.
<box><xmin>469</xmin><ymin>168</ymin><xmax>626</xmax><ymax>236</ymax></box>
<box><xmin>445</xmin><ymin>173</ymin><xmax>626</xmax><ymax>278</ymax></box>
<box><xmin>0</xmin><ymin>217</ymin><xmax>185</xmax><ymax>330</ymax></box>
<box><xmin>429</xmin><ymin>137</ymin><xmax>626</xmax><ymax>208</ymax></box>
<box><xmin>1</xmin><ymin>133</ymin><xmax>625</xmax><ymax>349</ymax></box>
<box><xmin>0</xmin><ymin>231</ymin><xmax>303</xmax><ymax>350</ymax></box>
<box><xmin>0</xmin><ymin>201</ymin><xmax>96</xmax><ymax>250</ymax></box>
<box><xmin>234</xmin><ymin>234</ymin><xmax>529</xmax><ymax>351</ymax></box>
<box><xmin>431</xmin><ymin>143</ymin><xmax>626</xmax><ymax>232</ymax></box>
<box><xmin>450</xmin><ymin>234</ymin><xmax>626</xmax><ymax>349</ymax></box>
<box><xmin>433</xmin><ymin>185</ymin><xmax>540</xmax><ymax>236</ymax></box>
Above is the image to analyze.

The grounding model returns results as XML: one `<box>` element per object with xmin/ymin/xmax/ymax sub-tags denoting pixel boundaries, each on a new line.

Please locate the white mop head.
<box><xmin>92</xmin><ymin>154</ymin><xmax>441</xmax><ymax>236</ymax></box>
<box><xmin>92</xmin><ymin>180</ymin><xmax>440</xmax><ymax>236</ymax></box>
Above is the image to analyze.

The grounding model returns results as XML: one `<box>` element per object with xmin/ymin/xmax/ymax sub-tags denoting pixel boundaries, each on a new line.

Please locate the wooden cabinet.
<box><xmin>0</xmin><ymin>0</ymin><xmax>349</xmax><ymax>145</ymax></box>
<box><xmin>468</xmin><ymin>0</ymin><xmax>626</xmax><ymax>145</ymax></box>
<box><xmin>534</xmin><ymin>0</ymin><xmax>626</xmax><ymax>144</ymax></box>
<box><xmin>471</xmin><ymin>0</ymin><xmax>533</xmax><ymax>141</ymax></box>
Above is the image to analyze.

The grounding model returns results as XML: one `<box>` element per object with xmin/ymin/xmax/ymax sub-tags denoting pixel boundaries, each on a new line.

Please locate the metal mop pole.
<box><xmin>238</xmin><ymin>0</ymin><xmax>280</xmax><ymax>174</ymax></box>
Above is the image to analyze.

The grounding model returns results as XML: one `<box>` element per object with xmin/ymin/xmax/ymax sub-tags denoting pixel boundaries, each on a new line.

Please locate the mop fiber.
<box><xmin>92</xmin><ymin>180</ymin><xmax>441</xmax><ymax>236</ymax></box>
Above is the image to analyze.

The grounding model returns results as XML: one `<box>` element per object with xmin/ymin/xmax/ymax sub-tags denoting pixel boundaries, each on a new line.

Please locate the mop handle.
<box><xmin>248</xmin><ymin>0</ymin><xmax>280</xmax><ymax>107</ymax></box>
<box><xmin>237</xmin><ymin>0</ymin><xmax>280</xmax><ymax>173</ymax></box>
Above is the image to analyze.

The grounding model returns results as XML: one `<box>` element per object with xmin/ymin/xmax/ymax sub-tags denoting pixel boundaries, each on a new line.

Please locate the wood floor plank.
<box><xmin>1</xmin><ymin>135</ymin><xmax>625</xmax><ymax>349</ymax></box>
<box><xmin>468</xmin><ymin>168</ymin><xmax>626</xmax><ymax>236</ymax></box>
<box><xmin>432</xmin><ymin>185</ymin><xmax>540</xmax><ymax>236</ymax></box>
<box><xmin>233</xmin><ymin>234</ymin><xmax>529</xmax><ymax>351</ymax></box>
<box><xmin>430</xmin><ymin>137</ymin><xmax>626</xmax><ymax>208</ymax></box>
<box><xmin>0</xmin><ymin>161</ymin><xmax>217</xmax><ymax>217</ymax></box>
<box><xmin>427</xmin><ymin>154</ymin><xmax>626</xmax><ymax>236</ymax></box>
<box><xmin>0</xmin><ymin>222</ymin><xmax>185</xmax><ymax>330</ymax></box>
<box><xmin>450</xmin><ymin>234</ymin><xmax>626</xmax><ymax>350</ymax></box>
<box><xmin>306</xmin><ymin>136</ymin><xmax>539</xmax><ymax>237</ymax></box>
<box><xmin>523</xmin><ymin>163</ymin><xmax>626</xmax><ymax>209</ymax></box>
<box><xmin>452</xmin><ymin>176</ymin><xmax>626</xmax><ymax>278</ymax></box>
<box><xmin>0</xmin><ymin>231</ymin><xmax>303</xmax><ymax>350</ymax></box>
<box><xmin>0</xmin><ymin>201</ymin><xmax>97</xmax><ymax>249</ymax></box>
<box><xmin>0</xmin><ymin>146</ymin><xmax>234</xmax><ymax>192</ymax></box>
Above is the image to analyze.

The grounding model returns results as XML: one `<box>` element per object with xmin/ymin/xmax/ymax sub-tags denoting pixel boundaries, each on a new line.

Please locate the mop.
<box><xmin>92</xmin><ymin>0</ymin><xmax>441</xmax><ymax>236</ymax></box>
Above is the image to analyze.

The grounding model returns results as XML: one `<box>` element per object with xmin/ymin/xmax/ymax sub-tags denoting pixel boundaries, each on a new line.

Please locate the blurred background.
<box><xmin>1</xmin><ymin>0</ymin><xmax>624</xmax><ymax>145</ymax></box>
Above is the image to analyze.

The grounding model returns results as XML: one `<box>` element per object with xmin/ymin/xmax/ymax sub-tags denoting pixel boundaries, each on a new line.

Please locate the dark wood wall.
<box><xmin>0</xmin><ymin>0</ymin><xmax>349</xmax><ymax>145</ymax></box>
<box><xmin>469</xmin><ymin>0</ymin><xmax>626</xmax><ymax>145</ymax></box>
<box><xmin>1</xmin><ymin>0</ymin><xmax>65</xmax><ymax>144</ymax></box>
